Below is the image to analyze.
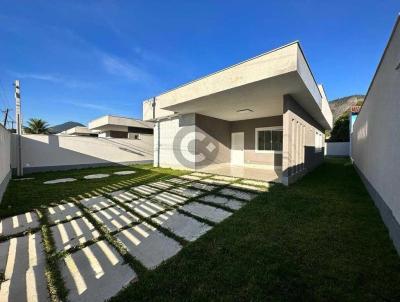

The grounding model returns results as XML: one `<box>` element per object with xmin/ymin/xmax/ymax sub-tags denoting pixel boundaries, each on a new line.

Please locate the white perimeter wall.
<box><xmin>0</xmin><ymin>125</ymin><xmax>11</xmax><ymax>202</ymax></box>
<box><xmin>11</xmin><ymin>134</ymin><xmax>153</xmax><ymax>171</ymax></box>
<box><xmin>352</xmin><ymin>18</ymin><xmax>400</xmax><ymax>228</ymax></box>
<box><xmin>324</xmin><ymin>142</ymin><xmax>349</xmax><ymax>156</ymax></box>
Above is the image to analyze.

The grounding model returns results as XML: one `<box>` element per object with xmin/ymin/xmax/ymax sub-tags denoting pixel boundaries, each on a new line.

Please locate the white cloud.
<box><xmin>101</xmin><ymin>54</ymin><xmax>151</xmax><ymax>82</ymax></box>
<box><xmin>10</xmin><ymin>72</ymin><xmax>93</xmax><ymax>88</ymax></box>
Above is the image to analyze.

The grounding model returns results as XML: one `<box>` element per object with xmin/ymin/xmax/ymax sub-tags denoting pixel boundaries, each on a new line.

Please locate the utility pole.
<box><xmin>14</xmin><ymin>80</ymin><xmax>23</xmax><ymax>176</ymax></box>
<box><xmin>2</xmin><ymin>108</ymin><xmax>11</xmax><ymax>127</ymax></box>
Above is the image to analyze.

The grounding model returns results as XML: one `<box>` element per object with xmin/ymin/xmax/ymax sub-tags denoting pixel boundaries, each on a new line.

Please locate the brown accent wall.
<box><xmin>282</xmin><ymin>94</ymin><xmax>325</xmax><ymax>185</ymax></box>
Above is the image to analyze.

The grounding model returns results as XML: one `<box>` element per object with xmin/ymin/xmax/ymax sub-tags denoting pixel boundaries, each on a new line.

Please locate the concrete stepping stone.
<box><xmin>165</xmin><ymin>178</ymin><xmax>191</xmax><ymax>185</ymax></box>
<box><xmin>180</xmin><ymin>175</ymin><xmax>202</xmax><ymax>181</ymax></box>
<box><xmin>189</xmin><ymin>182</ymin><xmax>217</xmax><ymax>191</ymax></box>
<box><xmin>80</xmin><ymin>196</ymin><xmax>114</xmax><ymax>211</ymax></box>
<box><xmin>43</xmin><ymin>178</ymin><xmax>76</xmax><ymax>184</ymax></box>
<box><xmin>147</xmin><ymin>181</ymin><xmax>174</xmax><ymax>190</ymax></box>
<box><xmin>0</xmin><ymin>233</ymin><xmax>49</xmax><ymax>302</ymax></box>
<box><xmin>47</xmin><ymin>202</ymin><xmax>83</xmax><ymax>223</ymax></box>
<box><xmin>190</xmin><ymin>172</ymin><xmax>211</xmax><ymax>177</ymax></box>
<box><xmin>0</xmin><ymin>212</ymin><xmax>40</xmax><ymax>237</ymax></box>
<box><xmin>240</xmin><ymin>179</ymin><xmax>270</xmax><ymax>187</ymax></box>
<box><xmin>152</xmin><ymin>210</ymin><xmax>212</xmax><ymax>242</ymax></box>
<box><xmin>181</xmin><ymin>202</ymin><xmax>232</xmax><ymax>223</ymax></box>
<box><xmin>109</xmin><ymin>190</ymin><xmax>139</xmax><ymax>202</ymax></box>
<box><xmin>117</xmin><ymin>222</ymin><xmax>182</xmax><ymax>269</ymax></box>
<box><xmin>126</xmin><ymin>199</ymin><xmax>166</xmax><ymax>218</ymax></box>
<box><xmin>113</xmin><ymin>171</ymin><xmax>136</xmax><ymax>175</ymax></box>
<box><xmin>132</xmin><ymin>185</ymin><xmax>160</xmax><ymax>196</ymax></box>
<box><xmin>12</xmin><ymin>177</ymin><xmax>35</xmax><ymax>181</ymax></box>
<box><xmin>229</xmin><ymin>183</ymin><xmax>268</xmax><ymax>192</ymax></box>
<box><xmin>91</xmin><ymin>205</ymin><xmax>140</xmax><ymax>232</ymax></box>
<box><xmin>199</xmin><ymin>195</ymin><xmax>244</xmax><ymax>210</ymax></box>
<box><xmin>200</xmin><ymin>178</ymin><xmax>229</xmax><ymax>185</ymax></box>
<box><xmin>61</xmin><ymin>240</ymin><xmax>136</xmax><ymax>302</ymax></box>
<box><xmin>170</xmin><ymin>187</ymin><xmax>204</xmax><ymax>198</ymax></box>
<box><xmin>84</xmin><ymin>174</ymin><xmax>110</xmax><ymax>180</ymax></box>
<box><xmin>219</xmin><ymin>188</ymin><xmax>258</xmax><ymax>201</ymax></box>
<box><xmin>153</xmin><ymin>192</ymin><xmax>188</xmax><ymax>206</ymax></box>
<box><xmin>211</xmin><ymin>175</ymin><xmax>238</xmax><ymax>182</ymax></box>
<box><xmin>50</xmin><ymin>217</ymin><xmax>100</xmax><ymax>252</ymax></box>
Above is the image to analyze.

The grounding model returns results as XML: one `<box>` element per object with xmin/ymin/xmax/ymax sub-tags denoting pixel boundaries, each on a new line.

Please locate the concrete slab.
<box><xmin>211</xmin><ymin>175</ymin><xmax>238</xmax><ymax>182</ymax></box>
<box><xmin>229</xmin><ymin>183</ymin><xmax>268</xmax><ymax>192</ymax></box>
<box><xmin>147</xmin><ymin>181</ymin><xmax>175</xmax><ymax>190</ymax></box>
<box><xmin>109</xmin><ymin>190</ymin><xmax>139</xmax><ymax>202</ymax></box>
<box><xmin>113</xmin><ymin>171</ymin><xmax>136</xmax><ymax>175</ymax></box>
<box><xmin>152</xmin><ymin>210</ymin><xmax>212</xmax><ymax>242</ymax></box>
<box><xmin>190</xmin><ymin>172</ymin><xmax>212</xmax><ymax>177</ymax></box>
<box><xmin>126</xmin><ymin>199</ymin><xmax>166</xmax><ymax>218</ymax></box>
<box><xmin>219</xmin><ymin>188</ymin><xmax>258</xmax><ymax>201</ymax></box>
<box><xmin>180</xmin><ymin>175</ymin><xmax>202</xmax><ymax>181</ymax></box>
<box><xmin>132</xmin><ymin>185</ymin><xmax>160</xmax><ymax>196</ymax></box>
<box><xmin>170</xmin><ymin>187</ymin><xmax>204</xmax><ymax>198</ymax></box>
<box><xmin>181</xmin><ymin>202</ymin><xmax>232</xmax><ymax>223</ymax></box>
<box><xmin>165</xmin><ymin>178</ymin><xmax>191</xmax><ymax>185</ymax></box>
<box><xmin>188</xmin><ymin>182</ymin><xmax>217</xmax><ymax>191</ymax></box>
<box><xmin>61</xmin><ymin>240</ymin><xmax>136</xmax><ymax>302</ymax></box>
<box><xmin>50</xmin><ymin>217</ymin><xmax>100</xmax><ymax>252</ymax></box>
<box><xmin>47</xmin><ymin>202</ymin><xmax>83</xmax><ymax>224</ymax></box>
<box><xmin>153</xmin><ymin>192</ymin><xmax>188</xmax><ymax>206</ymax></box>
<box><xmin>80</xmin><ymin>196</ymin><xmax>115</xmax><ymax>211</ymax></box>
<box><xmin>91</xmin><ymin>205</ymin><xmax>140</xmax><ymax>232</ymax></box>
<box><xmin>240</xmin><ymin>179</ymin><xmax>270</xmax><ymax>187</ymax></box>
<box><xmin>199</xmin><ymin>195</ymin><xmax>244</xmax><ymax>210</ymax></box>
<box><xmin>200</xmin><ymin>178</ymin><xmax>229</xmax><ymax>185</ymax></box>
<box><xmin>84</xmin><ymin>174</ymin><xmax>110</xmax><ymax>180</ymax></box>
<box><xmin>0</xmin><ymin>212</ymin><xmax>40</xmax><ymax>237</ymax></box>
<box><xmin>0</xmin><ymin>233</ymin><xmax>49</xmax><ymax>302</ymax></box>
<box><xmin>117</xmin><ymin>222</ymin><xmax>182</xmax><ymax>269</ymax></box>
<box><xmin>12</xmin><ymin>177</ymin><xmax>35</xmax><ymax>181</ymax></box>
<box><xmin>43</xmin><ymin>178</ymin><xmax>76</xmax><ymax>184</ymax></box>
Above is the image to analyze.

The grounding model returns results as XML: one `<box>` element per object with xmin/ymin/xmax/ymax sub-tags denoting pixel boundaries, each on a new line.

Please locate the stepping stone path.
<box><xmin>60</xmin><ymin>240</ymin><xmax>136</xmax><ymax>302</ymax></box>
<box><xmin>91</xmin><ymin>205</ymin><xmax>140</xmax><ymax>232</ymax></box>
<box><xmin>84</xmin><ymin>174</ymin><xmax>110</xmax><ymax>180</ymax></box>
<box><xmin>181</xmin><ymin>202</ymin><xmax>232</xmax><ymax>223</ymax></box>
<box><xmin>109</xmin><ymin>190</ymin><xmax>139</xmax><ymax>202</ymax></box>
<box><xmin>47</xmin><ymin>202</ymin><xmax>83</xmax><ymax>223</ymax></box>
<box><xmin>44</xmin><ymin>178</ymin><xmax>76</xmax><ymax>184</ymax></box>
<box><xmin>0</xmin><ymin>172</ymin><xmax>267</xmax><ymax>301</ymax></box>
<box><xmin>240</xmin><ymin>179</ymin><xmax>270</xmax><ymax>187</ymax></box>
<box><xmin>0</xmin><ymin>233</ymin><xmax>49</xmax><ymax>301</ymax></box>
<box><xmin>199</xmin><ymin>195</ymin><xmax>244</xmax><ymax>210</ymax></box>
<box><xmin>117</xmin><ymin>222</ymin><xmax>182</xmax><ymax>269</ymax></box>
<box><xmin>12</xmin><ymin>177</ymin><xmax>35</xmax><ymax>181</ymax></box>
<box><xmin>0</xmin><ymin>211</ymin><xmax>39</xmax><ymax>236</ymax></box>
<box><xmin>113</xmin><ymin>171</ymin><xmax>136</xmax><ymax>175</ymax></box>
<box><xmin>219</xmin><ymin>188</ymin><xmax>258</xmax><ymax>201</ymax></box>
<box><xmin>80</xmin><ymin>196</ymin><xmax>115</xmax><ymax>211</ymax></box>
<box><xmin>152</xmin><ymin>210</ymin><xmax>212</xmax><ymax>242</ymax></box>
<box><xmin>50</xmin><ymin>217</ymin><xmax>100</xmax><ymax>252</ymax></box>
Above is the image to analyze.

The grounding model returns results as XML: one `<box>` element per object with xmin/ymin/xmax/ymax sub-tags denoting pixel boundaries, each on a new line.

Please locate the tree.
<box><xmin>24</xmin><ymin>118</ymin><xmax>50</xmax><ymax>134</ymax></box>
<box><xmin>329</xmin><ymin>113</ymin><xmax>349</xmax><ymax>142</ymax></box>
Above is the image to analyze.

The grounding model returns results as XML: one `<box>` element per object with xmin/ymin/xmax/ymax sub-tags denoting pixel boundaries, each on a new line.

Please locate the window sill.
<box><xmin>255</xmin><ymin>150</ymin><xmax>282</xmax><ymax>154</ymax></box>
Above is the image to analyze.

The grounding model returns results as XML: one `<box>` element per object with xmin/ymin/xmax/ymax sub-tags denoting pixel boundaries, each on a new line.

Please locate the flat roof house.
<box><xmin>61</xmin><ymin>126</ymin><xmax>98</xmax><ymax>137</ymax></box>
<box><xmin>143</xmin><ymin>42</ymin><xmax>333</xmax><ymax>184</ymax></box>
<box><xmin>88</xmin><ymin>115</ymin><xmax>154</xmax><ymax>139</ymax></box>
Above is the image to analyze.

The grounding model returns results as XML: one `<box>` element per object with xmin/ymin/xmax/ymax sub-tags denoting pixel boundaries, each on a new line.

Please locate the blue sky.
<box><xmin>0</xmin><ymin>1</ymin><xmax>399</xmax><ymax>126</ymax></box>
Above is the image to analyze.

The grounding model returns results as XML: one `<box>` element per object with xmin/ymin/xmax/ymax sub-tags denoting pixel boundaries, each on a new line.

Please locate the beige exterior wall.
<box><xmin>0</xmin><ymin>125</ymin><xmax>11</xmax><ymax>202</ymax></box>
<box><xmin>282</xmin><ymin>95</ymin><xmax>325</xmax><ymax>185</ymax></box>
<box><xmin>351</xmin><ymin>17</ymin><xmax>400</xmax><ymax>252</ymax></box>
<box><xmin>11</xmin><ymin>134</ymin><xmax>153</xmax><ymax>173</ymax></box>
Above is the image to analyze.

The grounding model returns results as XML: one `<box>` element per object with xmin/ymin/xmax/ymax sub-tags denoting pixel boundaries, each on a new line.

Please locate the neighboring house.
<box><xmin>143</xmin><ymin>41</ymin><xmax>333</xmax><ymax>184</ymax></box>
<box><xmin>61</xmin><ymin>126</ymin><xmax>98</xmax><ymax>137</ymax></box>
<box><xmin>88</xmin><ymin>115</ymin><xmax>154</xmax><ymax>139</ymax></box>
<box><xmin>352</xmin><ymin>16</ymin><xmax>400</xmax><ymax>253</ymax></box>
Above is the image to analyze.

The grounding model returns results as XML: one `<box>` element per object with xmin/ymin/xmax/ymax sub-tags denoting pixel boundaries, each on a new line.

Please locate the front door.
<box><xmin>231</xmin><ymin>132</ymin><xmax>244</xmax><ymax>166</ymax></box>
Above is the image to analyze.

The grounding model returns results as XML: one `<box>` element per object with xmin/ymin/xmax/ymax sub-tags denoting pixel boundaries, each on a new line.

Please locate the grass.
<box><xmin>1</xmin><ymin>158</ymin><xmax>400</xmax><ymax>301</ymax></box>
<box><xmin>0</xmin><ymin>164</ymin><xmax>184</xmax><ymax>218</ymax></box>
<box><xmin>109</xmin><ymin>158</ymin><xmax>400</xmax><ymax>301</ymax></box>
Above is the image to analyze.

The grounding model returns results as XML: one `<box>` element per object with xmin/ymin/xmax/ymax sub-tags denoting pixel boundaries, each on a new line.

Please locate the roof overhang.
<box><xmin>88</xmin><ymin>115</ymin><xmax>154</xmax><ymax>131</ymax></box>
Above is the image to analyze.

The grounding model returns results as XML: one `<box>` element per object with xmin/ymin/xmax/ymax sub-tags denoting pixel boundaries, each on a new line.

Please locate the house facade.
<box><xmin>143</xmin><ymin>42</ymin><xmax>332</xmax><ymax>184</ymax></box>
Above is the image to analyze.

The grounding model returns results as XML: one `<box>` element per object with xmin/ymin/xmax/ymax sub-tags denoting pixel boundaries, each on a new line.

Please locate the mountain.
<box><xmin>329</xmin><ymin>95</ymin><xmax>365</xmax><ymax>122</ymax></box>
<box><xmin>49</xmin><ymin>121</ymin><xmax>84</xmax><ymax>134</ymax></box>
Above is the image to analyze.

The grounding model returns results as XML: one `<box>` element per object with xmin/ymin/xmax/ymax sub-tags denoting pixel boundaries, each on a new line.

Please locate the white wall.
<box><xmin>0</xmin><ymin>125</ymin><xmax>11</xmax><ymax>202</ymax></box>
<box><xmin>352</xmin><ymin>17</ymin><xmax>400</xmax><ymax>252</ymax></box>
<box><xmin>325</xmin><ymin>142</ymin><xmax>349</xmax><ymax>156</ymax></box>
<box><xmin>11</xmin><ymin>134</ymin><xmax>153</xmax><ymax>172</ymax></box>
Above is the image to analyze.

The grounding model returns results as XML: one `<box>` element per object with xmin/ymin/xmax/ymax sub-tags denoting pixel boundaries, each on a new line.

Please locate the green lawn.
<box><xmin>111</xmin><ymin>158</ymin><xmax>400</xmax><ymax>301</ymax></box>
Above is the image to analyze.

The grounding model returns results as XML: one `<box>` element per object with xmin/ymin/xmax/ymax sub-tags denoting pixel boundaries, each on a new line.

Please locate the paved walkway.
<box><xmin>0</xmin><ymin>172</ymin><xmax>270</xmax><ymax>302</ymax></box>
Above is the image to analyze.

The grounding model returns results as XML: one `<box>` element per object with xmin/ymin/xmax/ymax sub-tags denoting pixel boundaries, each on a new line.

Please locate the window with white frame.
<box><xmin>315</xmin><ymin>131</ymin><xmax>323</xmax><ymax>153</ymax></box>
<box><xmin>255</xmin><ymin>127</ymin><xmax>283</xmax><ymax>152</ymax></box>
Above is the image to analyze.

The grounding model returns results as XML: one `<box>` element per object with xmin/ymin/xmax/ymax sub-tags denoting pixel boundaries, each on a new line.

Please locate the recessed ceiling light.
<box><xmin>236</xmin><ymin>108</ymin><xmax>253</xmax><ymax>113</ymax></box>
